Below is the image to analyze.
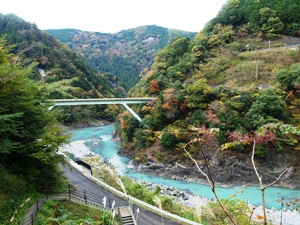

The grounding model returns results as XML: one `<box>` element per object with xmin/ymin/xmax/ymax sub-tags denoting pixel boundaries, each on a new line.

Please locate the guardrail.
<box><xmin>90</xmin><ymin>176</ymin><xmax>201</xmax><ymax>225</ymax></box>
<box><xmin>42</xmin><ymin>153</ymin><xmax>201</xmax><ymax>225</ymax></box>
<box><xmin>64</xmin><ymin>154</ymin><xmax>201</xmax><ymax>225</ymax></box>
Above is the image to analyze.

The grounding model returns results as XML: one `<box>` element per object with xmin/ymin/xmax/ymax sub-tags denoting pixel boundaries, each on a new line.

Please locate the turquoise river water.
<box><xmin>67</xmin><ymin>124</ymin><xmax>300</xmax><ymax>209</ymax></box>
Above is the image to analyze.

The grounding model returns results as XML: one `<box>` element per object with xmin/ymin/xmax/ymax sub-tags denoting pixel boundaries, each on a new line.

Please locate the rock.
<box><xmin>125</xmin><ymin>144</ymin><xmax>300</xmax><ymax>189</ymax></box>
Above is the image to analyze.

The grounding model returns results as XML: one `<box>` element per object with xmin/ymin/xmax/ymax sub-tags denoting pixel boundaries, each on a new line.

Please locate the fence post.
<box><xmin>68</xmin><ymin>185</ymin><xmax>71</xmax><ymax>201</ymax></box>
<box><xmin>36</xmin><ymin>200</ymin><xmax>39</xmax><ymax>211</ymax></box>
<box><xmin>31</xmin><ymin>214</ymin><xmax>34</xmax><ymax>225</ymax></box>
<box><xmin>84</xmin><ymin>190</ymin><xmax>87</xmax><ymax>204</ymax></box>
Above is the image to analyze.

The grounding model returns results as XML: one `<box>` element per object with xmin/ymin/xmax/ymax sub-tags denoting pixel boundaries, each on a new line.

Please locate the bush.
<box><xmin>245</xmin><ymin>89</ymin><xmax>286</xmax><ymax>129</ymax></box>
<box><xmin>160</xmin><ymin>133</ymin><xmax>177</xmax><ymax>148</ymax></box>
<box><xmin>0</xmin><ymin>167</ymin><xmax>34</xmax><ymax>224</ymax></box>
<box><xmin>35</xmin><ymin>199</ymin><xmax>119</xmax><ymax>224</ymax></box>
<box><xmin>255</xmin><ymin>144</ymin><xmax>269</xmax><ymax>158</ymax></box>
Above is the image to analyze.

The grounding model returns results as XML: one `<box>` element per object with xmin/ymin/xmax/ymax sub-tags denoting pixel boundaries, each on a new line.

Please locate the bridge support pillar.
<box><xmin>121</xmin><ymin>103</ymin><xmax>142</xmax><ymax>122</ymax></box>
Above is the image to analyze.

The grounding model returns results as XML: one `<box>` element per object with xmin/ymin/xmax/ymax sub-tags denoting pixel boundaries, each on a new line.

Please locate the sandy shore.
<box><xmin>59</xmin><ymin>140</ymin><xmax>96</xmax><ymax>158</ymax></box>
<box><xmin>59</xmin><ymin>140</ymin><xmax>300</xmax><ymax>225</ymax></box>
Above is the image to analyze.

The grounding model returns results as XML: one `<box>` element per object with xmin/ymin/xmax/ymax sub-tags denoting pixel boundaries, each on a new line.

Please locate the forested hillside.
<box><xmin>117</xmin><ymin>0</ymin><xmax>300</xmax><ymax>188</ymax></box>
<box><xmin>0</xmin><ymin>13</ymin><xmax>122</xmax><ymax>124</ymax></box>
<box><xmin>208</xmin><ymin>0</ymin><xmax>300</xmax><ymax>38</ymax></box>
<box><xmin>45</xmin><ymin>26</ymin><xmax>197</xmax><ymax>91</ymax></box>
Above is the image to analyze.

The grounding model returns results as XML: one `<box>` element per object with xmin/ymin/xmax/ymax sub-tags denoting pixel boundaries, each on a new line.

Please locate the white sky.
<box><xmin>0</xmin><ymin>0</ymin><xmax>227</xmax><ymax>33</ymax></box>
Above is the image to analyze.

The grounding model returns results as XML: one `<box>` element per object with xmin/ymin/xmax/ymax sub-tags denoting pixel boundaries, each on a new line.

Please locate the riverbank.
<box><xmin>58</xmin><ymin>136</ymin><xmax>300</xmax><ymax>225</ymax></box>
<box><xmin>59</xmin><ymin>140</ymin><xmax>97</xmax><ymax>158</ymax></box>
<box><xmin>120</xmin><ymin>146</ymin><xmax>300</xmax><ymax>191</ymax></box>
<box><xmin>62</xmin><ymin>120</ymin><xmax>113</xmax><ymax>131</ymax></box>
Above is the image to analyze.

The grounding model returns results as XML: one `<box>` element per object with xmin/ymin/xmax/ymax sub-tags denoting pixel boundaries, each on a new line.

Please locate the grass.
<box><xmin>35</xmin><ymin>199</ymin><xmax>120</xmax><ymax>225</ymax></box>
<box><xmin>0</xmin><ymin>168</ymin><xmax>43</xmax><ymax>225</ymax></box>
<box><xmin>200</xmin><ymin>38</ymin><xmax>299</xmax><ymax>92</ymax></box>
<box><xmin>9</xmin><ymin>192</ymin><xmax>44</xmax><ymax>225</ymax></box>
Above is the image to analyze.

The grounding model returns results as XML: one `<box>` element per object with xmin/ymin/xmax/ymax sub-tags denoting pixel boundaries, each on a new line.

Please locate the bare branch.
<box><xmin>263</xmin><ymin>168</ymin><xmax>289</xmax><ymax>190</ymax></box>
<box><xmin>183</xmin><ymin>135</ymin><xmax>238</xmax><ymax>225</ymax></box>
<box><xmin>183</xmin><ymin>143</ymin><xmax>213</xmax><ymax>189</ymax></box>
<box><xmin>197</xmin><ymin>137</ymin><xmax>215</xmax><ymax>191</ymax></box>
<box><xmin>251</xmin><ymin>141</ymin><xmax>289</xmax><ymax>225</ymax></box>
<box><xmin>251</xmin><ymin>142</ymin><xmax>263</xmax><ymax>187</ymax></box>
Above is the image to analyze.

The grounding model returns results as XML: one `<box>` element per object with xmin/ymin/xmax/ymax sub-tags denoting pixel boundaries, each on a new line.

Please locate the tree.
<box><xmin>245</xmin><ymin>89</ymin><xmax>286</xmax><ymax>129</ymax></box>
<box><xmin>160</xmin><ymin>132</ymin><xmax>177</xmax><ymax>148</ymax></box>
<box><xmin>276</xmin><ymin>63</ymin><xmax>300</xmax><ymax>92</ymax></box>
<box><xmin>0</xmin><ymin>39</ymin><xmax>68</xmax><ymax>189</ymax></box>
<box><xmin>182</xmin><ymin>126</ymin><xmax>238</xmax><ymax>225</ymax></box>
<box><xmin>148</xmin><ymin>79</ymin><xmax>160</xmax><ymax>94</ymax></box>
<box><xmin>259</xmin><ymin>7</ymin><xmax>276</xmax><ymax>25</ymax></box>
<box><xmin>185</xmin><ymin>79</ymin><xmax>215</xmax><ymax>109</ymax></box>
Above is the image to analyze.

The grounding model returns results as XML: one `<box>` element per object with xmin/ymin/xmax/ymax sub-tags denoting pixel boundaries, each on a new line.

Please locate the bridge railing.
<box><xmin>50</xmin><ymin>97</ymin><xmax>156</xmax><ymax>102</ymax></box>
<box><xmin>46</xmin><ymin>97</ymin><xmax>157</xmax><ymax>122</ymax></box>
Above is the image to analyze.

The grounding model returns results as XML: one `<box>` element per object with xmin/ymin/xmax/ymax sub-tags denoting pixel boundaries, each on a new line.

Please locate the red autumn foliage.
<box><xmin>228</xmin><ymin>130</ymin><xmax>276</xmax><ymax>146</ymax></box>
<box><xmin>206</xmin><ymin>110</ymin><xmax>220</xmax><ymax>124</ymax></box>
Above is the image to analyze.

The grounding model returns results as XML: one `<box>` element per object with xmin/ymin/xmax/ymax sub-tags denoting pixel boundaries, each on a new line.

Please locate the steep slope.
<box><xmin>116</xmin><ymin>2</ymin><xmax>300</xmax><ymax>188</ymax></box>
<box><xmin>207</xmin><ymin>0</ymin><xmax>300</xmax><ymax>38</ymax></box>
<box><xmin>45</xmin><ymin>25</ymin><xmax>197</xmax><ymax>91</ymax></box>
<box><xmin>0</xmin><ymin>13</ymin><xmax>121</xmax><ymax>124</ymax></box>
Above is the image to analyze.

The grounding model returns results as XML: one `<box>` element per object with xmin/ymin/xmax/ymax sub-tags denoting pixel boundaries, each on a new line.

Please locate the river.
<box><xmin>66</xmin><ymin>124</ymin><xmax>300</xmax><ymax>210</ymax></box>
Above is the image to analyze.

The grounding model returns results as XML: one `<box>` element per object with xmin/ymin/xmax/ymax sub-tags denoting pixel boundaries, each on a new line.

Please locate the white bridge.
<box><xmin>47</xmin><ymin>97</ymin><xmax>156</xmax><ymax>122</ymax></box>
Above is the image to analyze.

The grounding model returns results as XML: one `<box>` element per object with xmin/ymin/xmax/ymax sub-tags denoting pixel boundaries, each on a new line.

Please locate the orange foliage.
<box><xmin>171</xmin><ymin>99</ymin><xmax>180</xmax><ymax>105</ymax></box>
<box><xmin>256</xmin><ymin>215</ymin><xmax>264</xmax><ymax>220</ymax></box>
<box><xmin>162</xmin><ymin>102</ymin><xmax>171</xmax><ymax>111</ymax></box>
<box><xmin>119</xmin><ymin>111</ymin><xmax>130</xmax><ymax>129</ymax></box>
<box><xmin>149</xmin><ymin>80</ymin><xmax>160</xmax><ymax>93</ymax></box>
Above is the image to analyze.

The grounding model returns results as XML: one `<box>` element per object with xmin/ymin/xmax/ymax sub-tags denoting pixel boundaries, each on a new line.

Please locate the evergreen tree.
<box><xmin>0</xmin><ymin>38</ymin><xmax>68</xmax><ymax>189</ymax></box>
<box><xmin>245</xmin><ymin>89</ymin><xmax>286</xmax><ymax>129</ymax></box>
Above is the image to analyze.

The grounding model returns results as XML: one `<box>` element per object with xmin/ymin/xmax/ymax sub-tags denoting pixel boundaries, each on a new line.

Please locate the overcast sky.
<box><xmin>0</xmin><ymin>0</ymin><xmax>227</xmax><ymax>33</ymax></box>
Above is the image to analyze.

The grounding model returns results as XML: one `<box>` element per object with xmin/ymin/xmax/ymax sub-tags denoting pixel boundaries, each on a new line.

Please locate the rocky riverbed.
<box><xmin>120</xmin><ymin>145</ymin><xmax>300</xmax><ymax>190</ymax></box>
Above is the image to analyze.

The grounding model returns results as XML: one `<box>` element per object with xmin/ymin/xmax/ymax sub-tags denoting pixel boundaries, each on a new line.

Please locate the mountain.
<box><xmin>207</xmin><ymin>0</ymin><xmax>300</xmax><ymax>38</ymax></box>
<box><xmin>116</xmin><ymin>1</ymin><xmax>300</xmax><ymax>188</ymax></box>
<box><xmin>0</xmin><ymin>13</ymin><xmax>122</xmax><ymax>124</ymax></box>
<box><xmin>45</xmin><ymin>26</ymin><xmax>197</xmax><ymax>91</ymax></box>
<box><xmin>1</xmin><ymin>2</ymin><xmax>300</xmax><ymax>224</ymax></box>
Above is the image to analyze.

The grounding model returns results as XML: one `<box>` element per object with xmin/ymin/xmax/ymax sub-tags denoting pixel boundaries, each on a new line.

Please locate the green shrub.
<box><xmin>255</xmin><ymin>144</ymin><xmax>269</xmax><ymax>157</ymax></box>
<box><xmin>35</xmin><ymin>199</ymin><xmax>120</xmax><ymax>225</ymax></box>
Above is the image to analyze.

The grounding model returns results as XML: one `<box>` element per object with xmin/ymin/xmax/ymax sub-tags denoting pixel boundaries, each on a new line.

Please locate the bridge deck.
<box><xmin>47</xmin><ymin>97</ymin><xmax>156</xmax><ymax>123</ymax></box>
<box><xmin>51</xmin><ymin>98</ymin><xmax>156</xmax><ymax>105</ymax></box>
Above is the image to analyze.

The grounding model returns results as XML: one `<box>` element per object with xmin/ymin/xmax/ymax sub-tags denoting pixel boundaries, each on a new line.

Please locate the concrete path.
<box><xmin>21</xmin><ymin>163</ymin><xmax>182</xmax><ymax>225</ymax></box>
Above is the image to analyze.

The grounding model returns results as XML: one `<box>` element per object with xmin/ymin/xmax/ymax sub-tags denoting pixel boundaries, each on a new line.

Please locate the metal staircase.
<box><xmin>119</xmin><ymin>206</ymin><xmax>135</xmax><ymax>225</ymax></box>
